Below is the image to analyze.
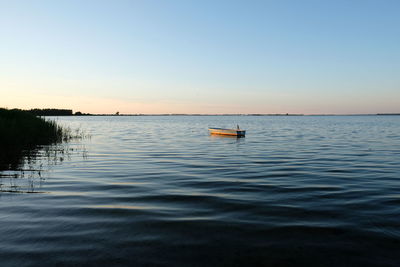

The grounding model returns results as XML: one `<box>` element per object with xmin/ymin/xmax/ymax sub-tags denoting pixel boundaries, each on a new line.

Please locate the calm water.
<box><xmin>1</xmin><ymin>115</ymin><xmax>400</xmax><ymax>266</ymax></box>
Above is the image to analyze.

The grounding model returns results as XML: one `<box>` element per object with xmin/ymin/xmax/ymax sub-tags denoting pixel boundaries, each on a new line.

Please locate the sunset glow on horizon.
<box><xmin>1</xmin><ymin>0</ymin><xmax>399</xmax><ymax>114</ymax></box>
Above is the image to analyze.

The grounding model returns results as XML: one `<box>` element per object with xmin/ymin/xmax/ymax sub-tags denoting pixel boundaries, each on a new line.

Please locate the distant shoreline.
<box><xmin>56</xmin><ymin>113</ymin><xmax>400</xmax><ymax>116</ymax></box>
<box><xmin>5</xmin><ymin>108</ymin><xmax>399</xmax><ymax>116</ymax></box>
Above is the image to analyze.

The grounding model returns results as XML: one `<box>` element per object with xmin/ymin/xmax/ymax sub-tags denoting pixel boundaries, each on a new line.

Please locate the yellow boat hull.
<box><xmin>208</xmin><ymin>128</ymin><xmax>246</xmax><ymax>137</ymax></box>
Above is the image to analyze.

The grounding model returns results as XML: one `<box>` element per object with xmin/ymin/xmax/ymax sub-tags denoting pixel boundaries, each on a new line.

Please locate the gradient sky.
<box><xmin>1</xmin><ymin>0</ymin><xmax>399</xmax><ymax>114</ymax></box>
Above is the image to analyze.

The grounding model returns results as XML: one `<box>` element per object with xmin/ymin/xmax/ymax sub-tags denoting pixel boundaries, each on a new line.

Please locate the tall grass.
<box><xmin>0</xmin><ymin>108</ymin><xmax>72</xmax><ymax>146</ymax></box>
<box><xmin>0</xmin><ymin>108</ymin><xmax>78</xmax><ymax>170</ymax></box>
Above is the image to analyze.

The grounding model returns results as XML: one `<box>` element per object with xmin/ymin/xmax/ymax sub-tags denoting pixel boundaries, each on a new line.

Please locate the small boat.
<box><xmin>208</xmin><ymin>125</ymin><xmax>246</xmax><ymax>137</ymax></box>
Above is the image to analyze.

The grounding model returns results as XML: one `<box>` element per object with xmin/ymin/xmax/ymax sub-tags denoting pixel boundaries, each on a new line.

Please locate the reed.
<box><xmin>0</xmin><ymin>108</ymin><xmax>78</xmax><ymax>170</ymax></box>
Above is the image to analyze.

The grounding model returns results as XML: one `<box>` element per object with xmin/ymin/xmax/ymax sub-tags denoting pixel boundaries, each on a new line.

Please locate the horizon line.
<box><xmin>63</xmin><ymin>113</ymin><xmax>400</xmax><ymax>116</ymax></box>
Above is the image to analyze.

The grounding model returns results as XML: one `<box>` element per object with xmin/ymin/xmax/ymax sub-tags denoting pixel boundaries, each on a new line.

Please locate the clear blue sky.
<box><xmin>1</xmin><ymin>0</ymin><xmax>399</xmax><ymax>114</ymax></box>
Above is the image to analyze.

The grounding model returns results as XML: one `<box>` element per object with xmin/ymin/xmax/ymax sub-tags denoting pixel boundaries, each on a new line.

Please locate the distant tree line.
<box><xmin>29</xmin><ymin>108</ymin><xmax>73</xmax><ymax>116</ymax></box>
<box><xmin>74</xmin><ymin>111</ymin><xmax>92</xmax><ymax>116</ymax></box>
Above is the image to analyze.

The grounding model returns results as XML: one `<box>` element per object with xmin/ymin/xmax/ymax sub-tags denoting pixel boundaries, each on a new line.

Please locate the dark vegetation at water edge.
<box><xmin>0</xmin><ymin>108</ymin><xmax>81</xmax><ymax>170</ymax></box>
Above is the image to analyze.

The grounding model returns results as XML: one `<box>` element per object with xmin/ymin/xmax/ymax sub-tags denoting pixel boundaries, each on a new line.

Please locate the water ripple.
<box><xmin>1</xmin><ymin>115</ymin><xmax>400</xmax><ymax>266</ymax></box>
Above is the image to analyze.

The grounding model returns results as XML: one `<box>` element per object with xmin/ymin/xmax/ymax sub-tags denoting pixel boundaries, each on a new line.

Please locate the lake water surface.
<box><xmin>1</xmin><ymin>115</ymin><xmax>400</xmax><ymax>266</ymax></box>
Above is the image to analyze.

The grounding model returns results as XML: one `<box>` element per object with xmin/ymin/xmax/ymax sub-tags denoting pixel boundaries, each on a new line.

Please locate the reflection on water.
<box><xmin>0</xmin><ymin>115</ymin><xmax>400</xmax><ymax>266</ymax></box>
<box><xmin>0</xmin><ymin>143</ymin><xmax>87</xmax><ymax>193</ymax></box>
<box><xmin>209</xmin><ymin>134</ymin><xmax>246</xmax><ymax>140</ymax></box>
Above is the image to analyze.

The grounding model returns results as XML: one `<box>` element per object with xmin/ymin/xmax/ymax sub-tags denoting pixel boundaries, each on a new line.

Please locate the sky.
<box><xmin>1</xmin><ymin>0</ymin><xmax>399</xmax><ymax>114</ymax></box>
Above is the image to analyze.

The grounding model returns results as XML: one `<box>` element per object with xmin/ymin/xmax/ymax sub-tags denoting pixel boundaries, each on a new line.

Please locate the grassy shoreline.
<box><xmin>0</xmin><ymin>108</ymin><xmax>75</xmax><ymax>170</ymax></box>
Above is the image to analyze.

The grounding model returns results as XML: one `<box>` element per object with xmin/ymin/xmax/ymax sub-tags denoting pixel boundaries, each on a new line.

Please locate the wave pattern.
<box><xmin>1</xmin><ymin>115</ymin><xmax>400</xmax><ymax>266</ymax></box>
